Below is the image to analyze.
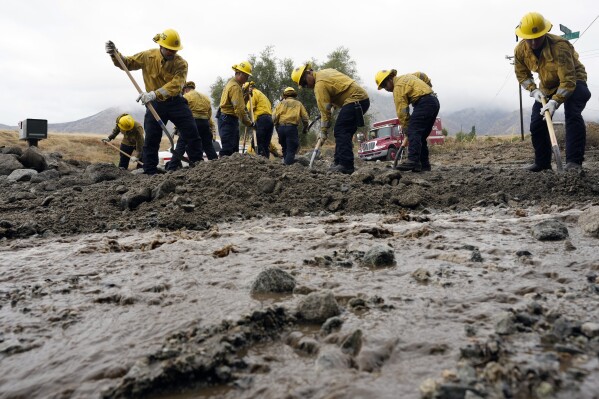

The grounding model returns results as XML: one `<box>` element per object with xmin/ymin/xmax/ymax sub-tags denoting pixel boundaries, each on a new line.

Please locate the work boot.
<box><xmin>524</xmin><ymin>163</ymin><xmax>551</xmax><ymax>172</ymax></box>
<box><xmin>564</xmin><ymin>162</ymin><xmax>582</xmax><ymax>171</ymax></box>
<box><xmin>395</xmin><ymin>159</ymin><xmax>422</xmax><ymax>172</ymax></box>
<box><xmin>421</xmin><ymin>164</ymin><xmax>431</xmax><ymax>172</ymax></box>
<box><xmin>328</xmin><ymin>164</ymin><xmax>355</xmax><ymax>175</ymax></box>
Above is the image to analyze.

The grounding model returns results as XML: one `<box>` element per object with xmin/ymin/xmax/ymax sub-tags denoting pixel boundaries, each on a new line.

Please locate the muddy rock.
<box><xmin>351</xmin><ymin>169</ymin><xmax>374</xmax><ymax>184</ymax></box>
<box><xmin>0</xmin><ymin>154</ymin><xmax>24</xmax><ymax>175</ymax></box>
<box><xmin>250</xmin><ymin>267</ymin><xmax>296</xmax><ymax>294</ymax></box>
<box><xmin>531</xmin><ymin>219</ymin><xmax>569</xmax><ymax>241</ymax></box>
<box><xmin>315</xmin><ymin>349</ymin><xmax>352</xmax><ymax>371</ymax></box>
<box><xmin>392</xmin><ymin>187</ymin><xmax>423</xmax><ymax>208</ymax></box>
<box><xmin>320</xmin><ymin>316</ymin><xmax>344</xmax><ymax>336</ymax></box>
<box><xmin>362</xmin><ymin>245</ymin><xmax>396</xmax><ymax>268</ymax></box>
<box><xmin>120</xmin><ymin>187</ymin><xmax>152</xmax><ymax>210</ymax></box>
<box><xmin>257</xmin><ymin>177</ymin><xmax>277</xmax><ymax>194</ymax></box>
<box><xmin>412</xmin><ymin>267</ymin><xmax>431</xmax><ymax>282</ymax></box>
<box><xmin>579</xmin><ymin>206</ymin><xmax>599</xmax><ymax>238</ymax></box>
<box><xmin>83</xmin><ymin>163</ymin><xmax>127</xmax><ymax>183</ymax></box>
<box><xmin>7</xmin><ymin>169</ymin><xmax>38</xmax><ymax>182</ymax></box>
<box><xmin>18</xmin><ymin>146</ymin><xmax>48</xmax><ymax>172</ymax></box>
<box><xmin>372</xmin><ymin>169</ymin><xmax>402</xmax><ymax>185</ymax></box>
<box><xmin>340</xmin><ymin>329</ymin><xmax>362</xmax><ymax>356</ymax></box>
<box><xmin>30</xmin><ymin>169</ymin><xmax>60</xmax><ymax>183</ymax></box>
<box><xmin>1</xmin><ymin>146</ymin><xmax>23</xmax><ymax>156</ymax></box>
<box><xmin>296</xmin><ymin>290</ymin><xmax>341</xmax><ymax>323</ymax></box>
<box><xmin>495</xmin><ymin>311</ymin><xmax>516</xmax><ymax>335</ymax></box>
<box><xmin>151</xmin><ymin>179</ymin><xmax>177</xmax><ymax>200</ymax></box>
<box><xmin>581</xmin><ymin>322</ymin><xmax>599</xmax><ymax>338</ymax></box>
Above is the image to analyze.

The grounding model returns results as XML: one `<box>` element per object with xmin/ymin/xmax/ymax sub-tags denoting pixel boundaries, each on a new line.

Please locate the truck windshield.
<box><xmin>370</xmin><ymin>126</ymin><xmax>393</xmax><ymax>139</ymax></box>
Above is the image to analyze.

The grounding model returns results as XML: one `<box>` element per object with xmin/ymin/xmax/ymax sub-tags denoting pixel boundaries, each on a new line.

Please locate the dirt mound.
<box><xmin>0</xmin><ymin>148</ymin><xmax>598</xmax><ymax>239</ymax></box>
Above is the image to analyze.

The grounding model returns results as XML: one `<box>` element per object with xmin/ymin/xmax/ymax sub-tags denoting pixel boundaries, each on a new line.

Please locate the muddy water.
<box><xmin>1</xmin><ymin>206</ymin><xmax>599</xmax><ymax>399</ymax></box>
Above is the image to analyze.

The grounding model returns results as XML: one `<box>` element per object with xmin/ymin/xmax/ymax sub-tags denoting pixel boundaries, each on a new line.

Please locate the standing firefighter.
<box><xmin>375</xmin><ymin>69</ymin><xmax>440</xmax><ymax>172</ymax></box>
<box><xmin>273</xmin><ymin>87</ymin><xmax>309</xmax><ymax>165</ymax></box>
<box><xmin>105</xmin><ymin>29</ymin><xmax>204</xmax><ymax>175</ymax></box>
<box><xmin>103</xmin><ymin>113</ymin><xmax>144</xmax><ymax>169</ymax></box>
<box><xmin>243</xmin><ymin>81</ymin><xmax>274</xmax><ymax>158</ymax></box>
<box><xmin>166</xmin><ymin>81</ymin><xmax>218</xmax><ymax>170</ymax></box>
<box><xmin>291</xmin><ymin>64</ymin><xmax>369</xmax><ymax>174</ymax></box>
<box><xmin>514</xmin><ymin>12</ymin><xmax>591</xmax><ymax>171</ymax></box>
<box><xmin>217</xmin><ymin>62</ymin><xmax>254</xmax><ymax>157</ymax></box>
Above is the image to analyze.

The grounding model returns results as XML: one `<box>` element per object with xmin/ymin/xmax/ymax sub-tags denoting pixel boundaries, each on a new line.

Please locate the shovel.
<box><xmin>102</xmin><ymin>140</ymin><xmax>143</xmax><ymax>166</ymax></box>
<box><xmin>111</xmin><ymin>47</ymin><xmax>185</xmax><ymax>164</ymax></box>
<box><xmin>309</xmin><ymin>138</ymin><xmax>324</xmax><ymax>169</ymax></box>
<box><xmin>541</xmin><ymin>97</ymin><xmax>564</xmax><ymax>172</ymax></box>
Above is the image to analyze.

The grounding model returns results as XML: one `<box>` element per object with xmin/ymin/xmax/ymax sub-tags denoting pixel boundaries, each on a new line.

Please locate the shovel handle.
<box><xmin>540</xmin><ymin>98</ymin><xmax>563</xmax><ymax>171</ymax></box>
<box><xmin>102</xmin><ymin>140</ymin><xmax>143</xmax><ymax>166</ymax></box>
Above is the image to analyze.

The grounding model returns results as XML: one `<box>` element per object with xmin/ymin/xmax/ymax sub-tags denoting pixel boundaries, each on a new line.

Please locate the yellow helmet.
<box><xmin>118</xmin><ymin>114</ymin><xmax>135</xmax><ymax>131</ymax></box>
<box><xmin>375</xmin><ymin>69</ymin><xmax>397</xmax><ymax>90</ymax></box>
<box><xmin>283</xmin><ymin>87</ymin><xmax>297</xmax><ymax>97</ymax></box>
<box><xmin>515</xmin><ymin>12</ymin><xmax>552</xmax><ymax>39</ymax></box>
<box><xmin>232</xmin><ymin>61</ymin><xmax>253</xmax><ymax>76</ymax></box>
<box><xmin>291</xmin><ymin>63</ymin><xmax>311</xmax><ymax>86</ymax></box>
<box><xmin>153</xmin><ymin>29</ymin><xmax>183</xmax><ymax>51</ymax></box>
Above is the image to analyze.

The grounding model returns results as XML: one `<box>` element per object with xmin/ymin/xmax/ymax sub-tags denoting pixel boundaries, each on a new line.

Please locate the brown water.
<box><xmin>1</xmin><ymin>206</ymin><xmax>598</xmax><ymax>398</ymax></box>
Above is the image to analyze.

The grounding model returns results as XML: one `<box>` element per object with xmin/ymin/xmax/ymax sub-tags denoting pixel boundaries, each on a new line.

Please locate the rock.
<box><xmin>320</xmin><ymin>316</ymin><xmax>343</xmax><ymax>336</ymax></box>
<box><xmin>531</xmin><ymin>219</ymin><xmax>569</xmax><ymax>241</ymax></box>
<box><xmin>296</xmin><ymin>290</ymin><xmax>340</xmax><ymax>323</ymax></box>
<box><xmin>84</xmin><ymin>163</ymin><xmax>127</xmax><ymax>183</ymax></box>
<box><xmin>30</xmin><ymin>169</ymin><xmax>60</xmax><ymax>183</ymax></box>
<box><xmin>340</xmin><ymin>329</ymin><xmax>362</xmax><ymax>356</ymax></box>
<box><xmin>18</xmin><ymin>147</ymin><xmax>47</xmax><ymax>172</ymax></box>
<box><xmin>392</xmin><ymin>188</ymin><xmax>423</xmax><ymax>208</ymax></box>
<box><xmin>516</xmin><ymin>250</ymin><xmax>532</xmax><ymax>257</ymax></box>
<box><xmin>41</xmin><ymin>196</ymin><xmax>54</xmax><ymax>207</ymax></box>
<box><xmin>296</xmin><ymin>337</ymin><xmax>320</xmax><ymax>355</ymax></box>
<box><xmin>495</xmin><ymin>312</ymin><xmax>515</xmax><ymax>335</ymax></box>
<box><xmin>120</xmin><ymin>187</ymin><xmax>152</xmax><ymax>210</ymax></box>
<box><xmin>315</xmin><ymin>349</ymin><xmax>351</xmax><ymax>371</ymax></box>
<box><xmin>7</xmin><ymin>169</ymin><xmax>38</xmax><ymax>182</ymax></box>
<box><xmin>372</xmin><ymin>169</ymin><xmax>403</xmax><ymax>185</ymax></box>
<box><xmin>1</xmin><ymin>146</ymin><xmax>23</xmax><ymax>156</ymax></box>
<box><xmin>54</xmin><ymin>160</ymin><xmax>83</xmax><ymax>176</ymax></box>
<box><xmin>579</xmin><ymin>206</ymin><xmax>599</xmax><ymax>238</ymax></box>
<box><xmin>257</xmin><ymin>177</ymin><xmax>276</xmax><ymax>194</ymax></box>
<box><xmin>362</xmin><ymin>245</ymin><xmax>396</xmax><ymax>268</ymax></box>
<box><xmin>419</xmin><ymin>378</ymin><xmax>439</xmax><ymax>399</ymax></box>
<box><xmin>152</xmin><ymin>179</ymin><xmax>177</xmax><ymax>200</ymax></box>
<box><xmin>0</xmin><ymin>154</ymin><xmax>24</xmax><ymax>176</ymax></box>
<box><xmin>412</xmin><ymin>268</ymin><xmax>431</xmax><ymax>282</ymax></box>
<box><xmin>470</xmin><ymin>249</ymin><xmax>483</xmax><ymax>262</ymax></box>
<box><xmin>351</xmin><ymin>169</ymin><xmax>374</xmax><ymax>184</ymax></box>
<box><xmin>581</xmin><ymin>322</ymin><xmax>599</xmax><ymax>338</ymax></box>
<box><xmin>250</xmin><ymin>267</ymin><xmax>296</xmax><ymax>294</ymax></box>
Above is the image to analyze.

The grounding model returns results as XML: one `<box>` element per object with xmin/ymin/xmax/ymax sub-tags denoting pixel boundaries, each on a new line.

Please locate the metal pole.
<box><xmin>518</xmin><ymin>84</ymin><xmax>524</xmax><ymax>141</ymax></box>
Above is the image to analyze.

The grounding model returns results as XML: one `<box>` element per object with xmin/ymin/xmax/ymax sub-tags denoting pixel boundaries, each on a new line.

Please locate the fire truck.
<box><xmin>358</xmin><ymin>117</ymin><xmax>444</xmax><ymax>161</ymax></box>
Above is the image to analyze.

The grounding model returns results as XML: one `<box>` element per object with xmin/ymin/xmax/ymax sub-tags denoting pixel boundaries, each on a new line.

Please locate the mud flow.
<box><xmin>1</xmin><ymin>145</ymin><xmax>599</xmax><ymax>398</ymax></box>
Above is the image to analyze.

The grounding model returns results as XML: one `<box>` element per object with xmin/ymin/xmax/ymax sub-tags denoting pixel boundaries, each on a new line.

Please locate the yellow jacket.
<box><xmin>412</xmin><ymin>71</ymin><xmax>432</xmax><ymax>87</ymax></box>
<box><xmin>313</xmin><ymin>69</ymin><xmax>369</xmax><ymax>133</ymax></box>
<box><xmin>184</xmin><ymin>89</ymin><xmax>216</xmax><ymax>134</ymax></box>
<box><xmin>112</xmin><ymin>49</ymin><xmax>187</xmax><ymax>101</ymax></box>
<box><xmin>108</xmin><ymin>113</ymin><xmax>144</xmax><ymax>153</ymax></box>
<box><xmin>392</xmin><ymin>74</ymin><xmax>434</xmax><ymax>131</ymax></box>
<box><xmin>514</xmin><ymin>33</ymin><xmax>586</xmax><ymax>104</ymax></box>
<box><xmin>273</xmin><ymin>98</ymin><xmax>309</xmax><ymax>127</ymax></box>
<box><xmin>219</xmin><ymin>78</ymin><xmax>252</xmax><ymax>126</ymax></box>
<box><xmin>246</xmin><ymin>89</ymin><xmax>272</xmax><ymax>118</ymax></box>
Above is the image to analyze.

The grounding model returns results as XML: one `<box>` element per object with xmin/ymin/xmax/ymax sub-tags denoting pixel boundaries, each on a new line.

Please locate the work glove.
<box><xmin>105</xmin><ymin>40</ymin><xmax>117</xmax><ymax>55</ymax></box>
<box><xmin>130</xmin><ymin>156</ymin><xmax>138</xmax><ymax>162</ymax></box>
<box><xmin>318</xmin><ymin>131</ymin><xmax>328</xmax><ymax>142</ymax></box>
<box><xmin>250</xmin><ymin>122</ymin><xmax>256</xmax><ymax>128</ymax></box>
<box><xmin>136</xmin><ymin>91</ymin><xmax>157</xmax><ymax>105</ymax></box>
<box><xmin>102</xmin><ymin>138</ymin><xmax>109</xmax><ymax>143</ymax></box>
<box><xmin>540</xmin><ymin>99</ymin><xmax>559</xmax><ymax>120</ymax></box>
<box><xmin>530</xmin><ymin>89</ymin><xmax>545</xmax><ymax>103</ymax></box>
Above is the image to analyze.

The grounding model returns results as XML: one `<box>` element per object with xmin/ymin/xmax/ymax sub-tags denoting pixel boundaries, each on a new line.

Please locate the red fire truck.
<box><xmin>358</xmin><ymin>117</ymin><xmax>444</xmax><ymax>161</ymax></box>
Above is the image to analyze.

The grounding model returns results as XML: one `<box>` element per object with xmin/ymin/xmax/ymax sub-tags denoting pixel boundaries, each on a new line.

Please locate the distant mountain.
<box><xmin>47</xmin><ymin>107</ymin><xmax>148</xmax><ymax>134</ymax></box>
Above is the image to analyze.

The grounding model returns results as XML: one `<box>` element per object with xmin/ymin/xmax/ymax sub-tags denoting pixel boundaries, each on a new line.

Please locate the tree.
<box><xmin>442</xmin><ymin>128</ymin><xmax>448</xmax><ymax>136</ymax></box>
<box><xmin>209</xmin><ymin>76</ymin><xmax>226</xmax><ymax>109</ymax></box>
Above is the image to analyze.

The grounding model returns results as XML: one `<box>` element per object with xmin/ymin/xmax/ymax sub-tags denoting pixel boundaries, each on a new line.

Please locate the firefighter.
<box><xmin>375</xmin><ymin>69</ymin><xmax>440</xmax><ymax>172</ymax></box>
<box><xmin>166</xmin><ymin>81</ymin><xmax>218</xmax><ymax>170</ymax></box>
<box><xmin>291</xmin><ymin>63</ymin><xmax>369</xmax><ymax>175</ymax></box>
<box><xmin>105</xmin><ymin>29</ymin><xmax>203</xmax><ymax>175</ymax></box>
<box><xmin>103</xmin><ymin>113</ymin><xmax>144</xmax><ymax>169</ymax></box>
<box><xmin>217</xmin><ymin>61</ymin><xmax>254</xmax><ymax>157</ymax></box>
<box><xmin>243</xmin><ymin>81</ymin><xmax>274</xmax><ymax>158</ymax></box>
<box><xmin>272</xmin><ymin>87</ymin><xmax>309</xmax><ymax>165</ymax></box>
<box><xmin>514</xmin><ymin>12</ymin><xmax>591</xmax><ymax>171</ymax></box>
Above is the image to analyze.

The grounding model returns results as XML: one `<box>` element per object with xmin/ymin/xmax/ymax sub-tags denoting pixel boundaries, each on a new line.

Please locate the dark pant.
<box><xmin>277</xmin><ymin>125</ymin><xmax>299</xmax><ymax>165</ymax></box>
<box><xmin>333</xmin><ymin>98</ymin><xmax>370</xmax><ymax>168</ymax></box>
<box><xmin>143</xmin><ymin>96</ymin><xmax>202</xmax><ymax>174</ymax></box>
<box><xmin>256</xmin><ymin>114</ymin><xmax>274</xmax><ymax>158</ymax></box>
<box><xmin>217</xmin><ymin>111</ymin><xmax>239</xmax><ymax>157</ymax></box>
<box><xmin>172</xmin><ymin>119</ymin><xmax>218</xmax><ymax>167</ymax></box>
<box><xmin>119</xmin><ymin>143</ymin><xmax>142</xmax><ymax>169</ymax></box>
<box><xmin>530</xmin><ymin>80</ymin><xmax>591</xmax><ymax>166</ymax></box>
<box><xmin>406</xmin><ymin>94</ymin><xmax>440</xmax><ymax>167</ymax></box>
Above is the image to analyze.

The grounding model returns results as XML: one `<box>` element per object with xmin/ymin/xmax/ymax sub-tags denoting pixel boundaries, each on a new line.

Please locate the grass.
<box><xmin>429</xmin><ymin>134</ymin><xmax>528</xmax><ymax>154</ymax></box>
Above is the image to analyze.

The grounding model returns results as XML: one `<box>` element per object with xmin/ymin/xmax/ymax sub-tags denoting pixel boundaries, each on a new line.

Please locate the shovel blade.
<box><xmin>552</xmin><ymin>145</ymin><xmax>564</xmax><ymax>172</ymax></box>
<box><xmin>309</xmin><ymin>149</ymin><xmax>320</xmax><ymax>169</ymax></box>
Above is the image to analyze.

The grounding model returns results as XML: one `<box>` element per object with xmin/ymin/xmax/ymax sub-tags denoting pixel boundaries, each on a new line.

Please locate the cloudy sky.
<box><xmin>1</xmin><ymin>0</ymin><xmax>598</xmax><ymax>125</ymax></box>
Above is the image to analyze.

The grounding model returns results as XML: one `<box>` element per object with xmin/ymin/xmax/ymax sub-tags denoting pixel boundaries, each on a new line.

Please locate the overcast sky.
<box><xmin>1</xmin><ymin>0</ymin><xmax>598</xmax><ymax>125</ymax></box>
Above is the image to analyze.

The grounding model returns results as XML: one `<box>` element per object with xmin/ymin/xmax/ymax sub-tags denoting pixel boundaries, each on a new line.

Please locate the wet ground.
<box><xmin>1</xmin><ymin>142</ymin><xmax>599</xmax><ymax>399</ymax></box>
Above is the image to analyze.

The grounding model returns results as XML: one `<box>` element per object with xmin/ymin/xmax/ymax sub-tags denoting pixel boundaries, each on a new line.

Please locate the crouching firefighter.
<box><xmin>103</xmin><ymin>113</ymin><xmax>144</xmax><ymax>169</ymax></box>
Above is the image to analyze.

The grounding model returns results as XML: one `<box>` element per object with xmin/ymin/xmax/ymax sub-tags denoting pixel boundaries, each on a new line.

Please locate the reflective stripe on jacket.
<box><xmin>273</xmin><ymin>98</ymin><xmax>309</xmax><ymax>127</ymax></box>
<box><xmin>392</xmin><ymin>74</ymin><xmax>434</xmax><ymax>131</ymax></box>
<box><xmin>112</xmin><ymin>48</ymin><xmax>187</xmax><ymax>101</ymax></box>
<box><xmin>313</xmin><ymin>69</ymin><xmax>368</xmax><ymax>132</ymax></box>
<box><xmin>219</xmin><ymin>78</ymin><xmax>252</xmax><ymax>126</ymax></box>
<box><xmin>514</xmin><ymin>33</ymin><xmax>586</xmax><ymax>104</ymax></box>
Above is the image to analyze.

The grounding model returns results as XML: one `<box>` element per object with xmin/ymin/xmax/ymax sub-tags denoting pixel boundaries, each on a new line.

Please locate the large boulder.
<box><xmin>579</xmin><ymin>206</ymin><xmax>599</xmax><ymax>238</ymax></box>
<box><xmin>0</xmin><ymin>154</ymin><xmax>24</xmax><ymax>176</ymax></box>
<box><xmin>7</xmin><ymin>169</ymin><xmax>38</xmax><ymax>182</ymax></box>
<box><xmin>18</xmin><ymin>146</ymin><xmax>48</xmax><ymax>172</ymax></box>
<box><xmin>83</xmin><ymin>163</ymin><xmax>127</xmax><ymax>183</ymax></box>
<box><xmin>250</xmin><ymin>267</ymin><xmax>296</xmax><ymax>294</ymax></box>
<box><xmin>531</xmin><ymin>219</ymin><xmax>569</xmax><ymax>241</ymax></box>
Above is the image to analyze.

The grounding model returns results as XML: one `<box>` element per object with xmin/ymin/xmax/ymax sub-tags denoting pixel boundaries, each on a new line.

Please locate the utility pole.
<box><xmin>506</xmin><ymin>55</ymin><xmax>524</xmax><ymax>141</ymax></box>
